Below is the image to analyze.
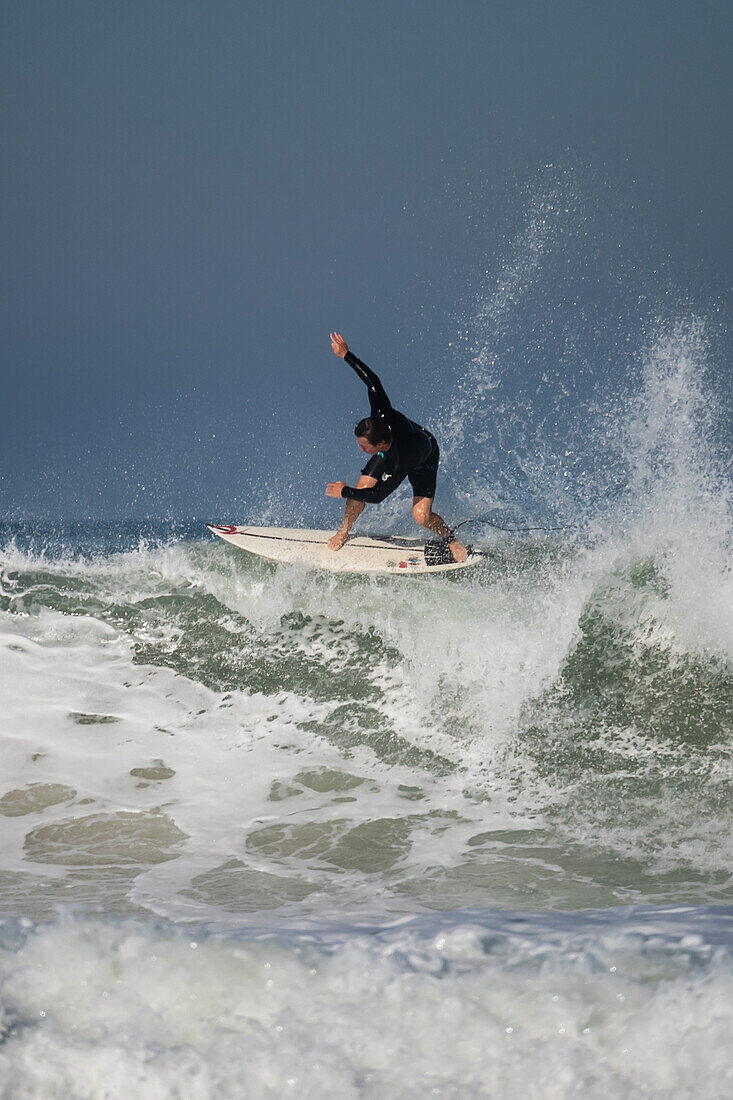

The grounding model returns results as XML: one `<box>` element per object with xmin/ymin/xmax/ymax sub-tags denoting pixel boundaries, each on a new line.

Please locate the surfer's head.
<box><xmin>355</xmin><ymin>417</ymin><xmax>392</xmax><ymax>454</ymax></box>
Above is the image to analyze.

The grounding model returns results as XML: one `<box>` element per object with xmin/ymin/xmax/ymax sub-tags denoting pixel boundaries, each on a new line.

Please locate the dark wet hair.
<box><xmin>355</xmin><ymin>417</ymin><xmax>392</xmax><ymax>446</ymax></box>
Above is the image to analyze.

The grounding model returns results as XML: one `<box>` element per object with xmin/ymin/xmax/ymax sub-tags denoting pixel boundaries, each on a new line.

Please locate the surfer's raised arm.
<box><xmin>329</xmin><ymin>332</ymin><xmax>392</xmax><ymax>419</ymax></box>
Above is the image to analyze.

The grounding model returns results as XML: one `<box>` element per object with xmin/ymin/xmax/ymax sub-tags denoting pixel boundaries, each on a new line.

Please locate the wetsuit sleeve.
<box><xmin>341</xmin><ymin>480</ymin><xmax>395</xmax><ymax>503</ymax></box>
<box><xmin>340</xmin><ymin>453</ymin><xmax>393</xmax><ymax>502</ymax></box>
<box><xmin>344</xmin><ymin>351</ymin><xmax>392</xmax><ymax>419</ymax></box>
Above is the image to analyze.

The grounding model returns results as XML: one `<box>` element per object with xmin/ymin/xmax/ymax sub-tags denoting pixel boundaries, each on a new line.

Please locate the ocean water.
<box><xmin>1</xmin><ymin>318</ymin><xmax>732</xmax><ymax>1096</ymax></box>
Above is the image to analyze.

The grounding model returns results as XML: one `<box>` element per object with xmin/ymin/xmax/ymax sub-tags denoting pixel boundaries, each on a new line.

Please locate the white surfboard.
<box><xmin>207</xmin><ymin>525</ymin><xmax>481</xmax><ymax>574</ymax></box>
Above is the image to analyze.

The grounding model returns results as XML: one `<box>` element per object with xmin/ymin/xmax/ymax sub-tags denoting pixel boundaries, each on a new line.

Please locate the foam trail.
<box><xmin>1</xmin><ymin>908</ymin><xmax>732</xmax><ymax>1100</ymax></box>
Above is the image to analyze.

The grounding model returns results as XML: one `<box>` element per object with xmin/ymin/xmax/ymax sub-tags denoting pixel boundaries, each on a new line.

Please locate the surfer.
<box><xmin>325</xmin><ymin>333</ymin><xmax>468</xmax><ymax>562</ymax></box>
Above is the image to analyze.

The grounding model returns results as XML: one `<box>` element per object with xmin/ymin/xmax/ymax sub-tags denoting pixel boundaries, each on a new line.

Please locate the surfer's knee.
<box><xmin>412</xmin><ymin>499</ymin><xmax>432</xmax><ymax>526</ymax></box>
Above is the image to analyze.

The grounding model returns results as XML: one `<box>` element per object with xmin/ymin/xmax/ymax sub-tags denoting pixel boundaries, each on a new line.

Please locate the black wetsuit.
<box><xmin>340</xmin><ymin>351</ymin><xmax>440</xmax><ymax>503</ymax></box>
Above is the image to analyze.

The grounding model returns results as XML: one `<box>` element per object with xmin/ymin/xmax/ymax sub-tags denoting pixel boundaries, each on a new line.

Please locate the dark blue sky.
<box><xmin>1</xmin><ymin>0</ymin><xmax>730</xmax><ymax>520</ymax></box>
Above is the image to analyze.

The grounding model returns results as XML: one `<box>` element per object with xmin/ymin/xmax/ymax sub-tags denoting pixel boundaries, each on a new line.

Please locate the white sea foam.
<box><xmin>0</xmin><ymin>908</ymin><xmax>732</xmax><ymax>1099</ymax></box>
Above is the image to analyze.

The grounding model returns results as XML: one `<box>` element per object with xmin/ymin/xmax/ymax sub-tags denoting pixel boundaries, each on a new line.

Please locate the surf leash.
<box><xmin>452</xmin><ymin>515</ymin><xmax>578</xmax><ymax>535</ymax></box>
<box><xmin>439</xmin><ymin>467</ymin><xmax>577</xmax><ymax>538</ymax></box>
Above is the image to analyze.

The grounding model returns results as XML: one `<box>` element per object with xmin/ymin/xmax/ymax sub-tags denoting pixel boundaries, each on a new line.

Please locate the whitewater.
<box><xmin>2</xmin><ymin>242</ymin><xmax>732</xmax><ymax>1093</ymax></box>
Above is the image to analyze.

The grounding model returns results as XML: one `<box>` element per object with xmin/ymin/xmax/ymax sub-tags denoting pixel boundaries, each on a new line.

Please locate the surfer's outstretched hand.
<box><xmin>330</xmin><ymin>332</ymin><xmax>349</xmax><ymax>358</ymax></box>
<box><xmin>326</xmin><ymin>481</ymin><xmax>346</xmax><ymax>498</ymax></box>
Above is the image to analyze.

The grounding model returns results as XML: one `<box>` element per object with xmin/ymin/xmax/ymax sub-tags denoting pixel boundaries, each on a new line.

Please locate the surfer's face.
<box><xmin>356</xmin><ymin>436</ymin><xmax>386</xmax><ymax>455</ymax></box>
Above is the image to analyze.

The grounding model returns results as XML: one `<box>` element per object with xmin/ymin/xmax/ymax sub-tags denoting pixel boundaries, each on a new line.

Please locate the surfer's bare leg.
<box><xmin>328</xmin><ymin>498</ymin><xmax>365</xmax><ymax>551</ymax></box>
<box><xmin>326</xmin><ymin>475</ymin><xmax>378</xmax><ymax>550</ymax></box>
<box><xmin>412</xmin><ymin>497</ymin><xmax>468</xmax><ymax>562</ymax></box>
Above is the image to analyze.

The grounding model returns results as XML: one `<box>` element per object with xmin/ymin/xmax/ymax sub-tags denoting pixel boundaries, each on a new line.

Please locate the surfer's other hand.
<box><xmin>330</xmin><ymin>332</ymin><xmax>349</xmax><ymax>358</ymax></box>
<box><xmin>326</xmin><ymin>481</ymin><xmax>347</xmax><ymax>498</ymax></box>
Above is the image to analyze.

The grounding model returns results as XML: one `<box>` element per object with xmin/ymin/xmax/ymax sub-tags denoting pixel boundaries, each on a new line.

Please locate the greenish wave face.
<box><xmin>511</xmin><ymin>558</ymin><xmax>733</xmax><ymax>881</ymax></box>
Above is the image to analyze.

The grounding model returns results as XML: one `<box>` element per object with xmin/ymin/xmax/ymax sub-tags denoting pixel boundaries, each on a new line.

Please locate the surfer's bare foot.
<box><xmin>327</xmin><ymin>530</ymin><xmax>349</xmax><ymax>551</ymax></box>
<box><xmin>449</xmin><ymin>538</ymin><xmax>468</xmax><ymax>563</ymax></box>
